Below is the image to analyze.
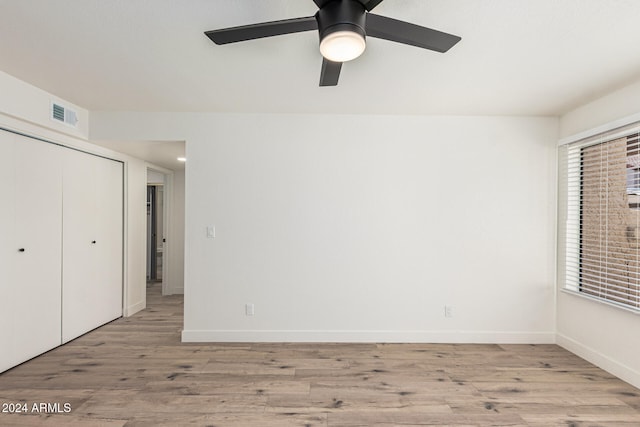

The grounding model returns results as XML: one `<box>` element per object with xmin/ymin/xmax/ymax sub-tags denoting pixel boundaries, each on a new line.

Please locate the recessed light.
<box><xmin>177</xmin><ymin>157</ymin><xmax>186</xmax><ymax>162</ymax></box>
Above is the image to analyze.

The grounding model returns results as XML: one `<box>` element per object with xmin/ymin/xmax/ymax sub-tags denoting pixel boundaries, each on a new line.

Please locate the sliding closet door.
<box><xmin>0</xmin><ymin>130</ymin><xmax>15</xmax><ymax>372</ymax></box>
<box><xmin>0</xmin><ymin>130</ymin><xmax>18</xmax><ymax>372</ymax></box>
<box><xmin>0</xmin><ymin>130</ymin><xmax>62</xmax><ymax>372</ymax></box>
<box><xmin>93</xmin><ymin>154</ymin><xmax>124</xmax><ymax>323</ymax></box>
<box><xmin>13</xmin><ymin>135</ymin><xmax>63</xmax><ymax>363</ymax></box>
<box><xmin>62</xmin><ymin>149</ymin><xmax>123</xmax><ymax>343</ymax></box>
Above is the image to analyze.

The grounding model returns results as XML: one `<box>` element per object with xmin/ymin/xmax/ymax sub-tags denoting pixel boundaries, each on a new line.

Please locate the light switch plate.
<box><xmin>245</xmin><ymin>303</ymin><xmax>255</xmax><ymax>316</ymax></box>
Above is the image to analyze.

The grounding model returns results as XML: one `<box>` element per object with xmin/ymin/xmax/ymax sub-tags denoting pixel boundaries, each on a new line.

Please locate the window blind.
<box><xmin>561</xmin><ymin>128</ymin><xmax>640</xmax><ymax>311</ymax></box>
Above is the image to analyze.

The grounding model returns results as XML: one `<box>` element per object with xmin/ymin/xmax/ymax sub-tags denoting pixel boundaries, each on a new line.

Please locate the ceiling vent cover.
<box><xmin>51</xmin><ymin>102</ymin><xmax>79</xmax><ymax>127</ymax></box>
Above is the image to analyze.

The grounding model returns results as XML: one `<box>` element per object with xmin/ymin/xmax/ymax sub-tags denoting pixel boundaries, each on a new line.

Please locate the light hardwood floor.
<box><xmin>1</xmin><ymin>285</ymin><xmax>639</xmax><ymax>426</ymax></box>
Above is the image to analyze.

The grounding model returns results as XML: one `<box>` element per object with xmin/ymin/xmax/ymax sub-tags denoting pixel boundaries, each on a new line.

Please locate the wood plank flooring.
<box><xmin>0</xmin><ymin>285</ymin><xmax>639</xmax><ymax>426</ymax></box>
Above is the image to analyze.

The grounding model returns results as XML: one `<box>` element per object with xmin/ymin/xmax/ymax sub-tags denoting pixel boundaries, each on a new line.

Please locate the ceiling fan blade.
<box><xmin>319</xmin><ymin>58</ymin><xmax>342</xmax><ymax>86</ymax></box>
<box><xmin>205</xmin><ymin>16</ymin><xmax>317</xmax><ymax>45</ymax></box>
<box><xmin>360</xmin><ymin>0</ymin><xmax>385</xmax><ymax>11</ymax></box>
<box><xmin>365</xmin><ymin>13</ymin><xmax>461</xmax><ymax>53</ymax></box>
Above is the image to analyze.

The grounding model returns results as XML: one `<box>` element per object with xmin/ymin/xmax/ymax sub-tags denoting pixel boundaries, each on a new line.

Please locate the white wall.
<box><xmin>91</xmin><ymin>112</ymin><xmax>558</xmax><ymax>343</ymax></box>
<box><xmin>0</xmin><ymin>70</ymin><xmax>89</xmax><ymax>140</ymax></box>
<box><xmin>558</xmin><ymin>77</ymin><xmax>640</xmax><ymax>389</ymax></box>
<box><xmin>147</xmin><ymin>169</ymin><xmax>165</xmax><ymax>185</ymax></box>
<box><xmin>0</xmin><ymin>70</ymin><xmax>147</xmax><ymax>318</ymax></box>
<box><xmin>166</xmin><ymin>169</ymin><xmax>185</xmax><ymax>295</ymax></box>
<box><xmin>124</xmin><ymin>158</ymin><xmax>148</xmax><ymax>315</ymax></box>
<box><xmin>561</xmin><ymin>78</ymin><xmax>640</xmax><ymax>138</ymax></box>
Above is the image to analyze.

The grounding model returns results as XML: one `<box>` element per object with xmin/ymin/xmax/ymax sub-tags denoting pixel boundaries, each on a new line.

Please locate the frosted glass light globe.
<box><xmin>320</xmin><ymin>30</ymin><xmax>366</xmax><ymax>62</ymax></box>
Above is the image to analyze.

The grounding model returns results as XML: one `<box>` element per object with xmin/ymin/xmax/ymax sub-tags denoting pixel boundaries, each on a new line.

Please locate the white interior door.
<box><xmin>93</xmin><ymin>156</ymin><xmax>123</xmax><ymax>323</ymax></box>
<box><xmin>0</xmin><ymin>130</ymin><xmax>17</xmax><ymax>372</ymax></box>
<box><xmin>62</xmin><ymin>149</ymin><xmax>123</xmax><ymax>343</ymax></box>
<box><xmin>0</xmin><ymin>130</ymin><xmax>62</xmax><ymax>372</ymax></box>
<box><xmin>13</xmin><ymin>135</ymin><xmax>63</xmax><ymax>363</ymax></box>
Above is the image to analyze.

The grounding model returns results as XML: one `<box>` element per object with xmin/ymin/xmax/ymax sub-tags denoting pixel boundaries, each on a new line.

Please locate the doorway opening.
<box><xmin>146</xmin><ymin>169</ymin><xmax>167</xmax><ymax>299</ymax></box>
<box><xmin>146</xmin><ymin>184</ymin><xmax>164</xmax><ymax>285</ymax></box>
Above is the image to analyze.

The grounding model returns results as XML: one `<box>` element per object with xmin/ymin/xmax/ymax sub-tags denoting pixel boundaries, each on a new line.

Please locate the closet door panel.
<box><xmin>93</xmin><ymin>157</ymin><xmax>123</xmax><ymax>323</ymax></box>
<box><xmin>0</xmin><ymin>131</ymin><xmax>62</xmax><ymax>372</ymax></box>
<box><xmin>0</xmin><ymin>131</ymin><xmax>17</xmax><ymax>372</ymax></box>
<box><xmin>62</xmin><ymin>149</ymin><xmax>99</xmax><ymax>342</ymax></box>
<box><xmin>13</xmin><ymin>137</ymin><xmax>63</xmax><ymax>363</ymax></box>
<box><xmin>62</xmin><ymin>150</ymin><xmax>123</xmax><ymax>342</ymax></box>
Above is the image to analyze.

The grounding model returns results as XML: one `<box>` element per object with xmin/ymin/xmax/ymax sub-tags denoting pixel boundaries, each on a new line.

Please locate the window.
<box><xmin>560</xmin><ymin>127</ymin><xmax>640</xmax><ymax>311</ymax></box>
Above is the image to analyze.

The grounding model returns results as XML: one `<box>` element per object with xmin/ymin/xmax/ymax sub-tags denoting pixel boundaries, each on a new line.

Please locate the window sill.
<box><xmin>561</xmin><ymin>288</ymin><xmax>640</xmax><ymax>315</ymax></box>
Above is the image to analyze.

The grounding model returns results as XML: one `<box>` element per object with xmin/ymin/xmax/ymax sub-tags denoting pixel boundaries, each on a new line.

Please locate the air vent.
<box><xmin>52</xmin><ymin>103</ymin><xmax>65</xmax><ymax>122</ymax></box>
<box><xmin>51</xmin><ymin>102</ymin><xmax>79</xmax><ymax>127</ymax></box>
<box><xmin>64</xmin><ymin>109</ymin><xmax>78</xmax><ymax>126</ymax></box>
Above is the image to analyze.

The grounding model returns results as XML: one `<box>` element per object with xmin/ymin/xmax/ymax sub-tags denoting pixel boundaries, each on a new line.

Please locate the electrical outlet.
<box><xmin>245</xmin><ymin>303</ymin><xmax>255</xmax><ymax>316</ymax></box>
<box><xmin>444</xmin><ymin>305</ymin><xmax>453</xmax><ymax>318</ymax></box>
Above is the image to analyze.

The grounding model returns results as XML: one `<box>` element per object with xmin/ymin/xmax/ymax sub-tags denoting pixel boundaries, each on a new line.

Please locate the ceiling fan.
<box><xmin>205</xmin><ymin>0</ymin><xmax>461</xmax><ymax>86</ymax></box>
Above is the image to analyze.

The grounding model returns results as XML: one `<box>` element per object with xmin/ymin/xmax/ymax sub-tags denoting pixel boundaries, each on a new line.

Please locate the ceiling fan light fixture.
<box><xmin>320</xmin><ymin>29</ymin><xmax>366</xmax><ymax>62</ymax></box>
<box><xmin>205</xmin><ymin>0</ymin><xmax>462</xmax><ymax>87</ymax></box>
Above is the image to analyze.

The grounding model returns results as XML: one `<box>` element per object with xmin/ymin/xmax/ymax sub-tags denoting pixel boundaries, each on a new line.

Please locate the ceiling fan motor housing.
<box><xmin>316</xmin><ymin>0</ymin><xmax>367</xmax><ymax>43</ymax></box>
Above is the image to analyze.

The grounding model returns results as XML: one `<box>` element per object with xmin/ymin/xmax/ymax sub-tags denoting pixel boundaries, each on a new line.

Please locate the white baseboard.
<box><xmin>181</xmin><ymin>329</ymin><xmax>555</xmax><ymax>344</ymax></box>
<box><xmin>164</xmin><ymin>286</ymin><xmax>184</xmax><ymax>295</ymax></box>
<box><xmin>124</xmin><ymin>300</ymin><xmax>145</xmax><ymax>317</ymax></box>
<box><xmin>557</xmin><ymin>333</ymin><xmax>640</xmax><ymax>389</ymax></box>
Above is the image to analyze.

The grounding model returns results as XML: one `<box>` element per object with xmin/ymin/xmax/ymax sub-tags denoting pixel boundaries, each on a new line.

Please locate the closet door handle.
<box><xmin>91</xmin><ymin>240</ymin><xmax>97</xmax><ymax>244</ymax></box>
<box><xmin>18</xmin><ymin>248</ymin><xmax>25</xmax><ymax>252</ymax></box>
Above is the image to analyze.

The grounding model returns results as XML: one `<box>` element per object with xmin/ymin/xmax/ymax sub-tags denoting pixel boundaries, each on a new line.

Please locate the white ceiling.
<box><xmin>2</xmin><ymin>0</ymin><xmax>640</xmax><ymax>117</ymax></box>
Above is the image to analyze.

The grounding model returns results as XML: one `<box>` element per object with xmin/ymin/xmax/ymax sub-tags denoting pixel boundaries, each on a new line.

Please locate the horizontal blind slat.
<box><xmin>561</xmin><ymin>133</ymin><xmax>640</xmax><ymax>310</ymax></box>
